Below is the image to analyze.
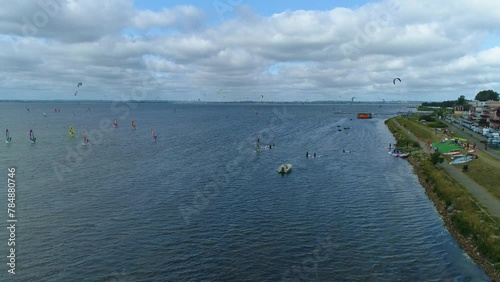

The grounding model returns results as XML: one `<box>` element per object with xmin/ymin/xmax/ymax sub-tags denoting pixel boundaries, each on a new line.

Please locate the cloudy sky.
<box><xmin>1</xmin><ymin>0</ymin><xmax>499</xmax><ymax>101</ymax></box>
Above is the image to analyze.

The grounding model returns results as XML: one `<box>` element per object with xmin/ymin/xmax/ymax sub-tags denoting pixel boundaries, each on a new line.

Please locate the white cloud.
<box><xmin>0</xmin><ymin>0</ymin><xmax>499</xmax><ymax>101</ymax></box>
<box><xmin>132</xmin><ymin>5</ymin><xmax>204</xmax><ymax>30</ymax></box>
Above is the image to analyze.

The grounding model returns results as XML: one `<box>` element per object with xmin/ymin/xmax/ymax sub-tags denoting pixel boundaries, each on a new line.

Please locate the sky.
<box><xmin>1</xmin><ymin>0</ymin><xmax>500</xmax><ymax>102</ymax></box>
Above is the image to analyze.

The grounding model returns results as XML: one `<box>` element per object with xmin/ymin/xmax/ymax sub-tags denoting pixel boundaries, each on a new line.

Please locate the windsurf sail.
<box><xmin>132</xmin><ymin>120</ymin><xmax>136</xmax><ymax>129</ymax></box>
<box><xmin>69</xmin><ymin>125</ymin><xmax>75</xmax><ymax>136</ymax></box>
<box><xmin>114</xmin><ymin>119</ymin><xmax>118</xmax><ymax>128</ymax></box>
<box><xmin>29</xmin><ymin>129</ymin><xmax>36</xmax><ymax>142</ymax></box>
<box><xmin>83</xmin><ymin>130</ymin><xmax>88</xmax><ymax>144</ymax></box>
<box><xmin>6</xmin><ymin>129</ymin><xmax>11</xmax><ymax>142</ymax></box>
<box><xmin>151</xmin><ymin>128</ymin><xmax>157</xmax><ymax>141</ymax></box>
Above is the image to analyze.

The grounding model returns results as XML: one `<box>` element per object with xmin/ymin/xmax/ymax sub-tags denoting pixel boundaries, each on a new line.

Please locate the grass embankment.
<box><xmin>386</xmin><ymin>117</ymin><xmax>500</xmax><ymax>279</ymax></box>
<box><xmin>466</xmin><ymin>161</ymin><xmax>500</xmax><ymax>200</ymax></box>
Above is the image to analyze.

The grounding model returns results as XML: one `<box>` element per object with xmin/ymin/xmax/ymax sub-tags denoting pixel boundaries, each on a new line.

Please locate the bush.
<box><xmin>427</xmin><ymin>121</ymin><xmax>448</xmax><ymax>128</ymax></box>
<box><xmin>420</xmin><ymin>114</ymin><xmax>436</xmax><ymax>122</ymax></box>
<box><xmin>430</xmin><ymin>152</ymin><xmax>444</xmax><ymax>165</ymax></box>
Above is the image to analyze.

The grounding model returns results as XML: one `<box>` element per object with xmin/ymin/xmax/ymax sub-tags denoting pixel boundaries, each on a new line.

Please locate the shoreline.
<box><xmin>386</xmin><ymin>117</ymin><xmax>500</xmax><ymax>281</ymax></box>
<box><xmin>407</xmin><ymin>156</ymin><xmax>499</xmax><ymax>281</ymax></box>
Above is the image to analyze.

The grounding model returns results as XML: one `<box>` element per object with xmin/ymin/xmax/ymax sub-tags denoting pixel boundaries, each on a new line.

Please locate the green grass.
<box><xmin>427</xmin><ymin>121</ymin><xmax>448</xmax><ymax>128</ymax></box>
<box><xmin>451</xmin><ymin>161</ymin><xmax>500</xmax><ymax>200</ymax></box>
<box><xmin>431</xmin><ymin>141</ymin><xmax>462</xmax><ymax>153</ymax></box>
<box><xmin>397</xmin><ymin>117</ymin><xmax>434</xmax><ymax>141</ymax></box>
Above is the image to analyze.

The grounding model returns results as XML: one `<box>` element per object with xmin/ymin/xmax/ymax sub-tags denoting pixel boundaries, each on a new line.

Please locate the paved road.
<box><xmin>392</xmin><ymin>119</ymin><xmax>500</xmax><ymax>218</ymax></box>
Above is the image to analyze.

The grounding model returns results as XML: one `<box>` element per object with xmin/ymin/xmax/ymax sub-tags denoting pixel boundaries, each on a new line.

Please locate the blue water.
<box><xmin>0</xmin><ymin>102</ymin><xmax>490</xmax><ymax>281</ymax></box>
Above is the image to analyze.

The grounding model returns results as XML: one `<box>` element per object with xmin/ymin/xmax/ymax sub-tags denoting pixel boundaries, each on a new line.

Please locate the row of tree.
<box><xmin>421</xmin><ymin>90</ymin><xmax>499</xmax><ymax>108</ymax></box>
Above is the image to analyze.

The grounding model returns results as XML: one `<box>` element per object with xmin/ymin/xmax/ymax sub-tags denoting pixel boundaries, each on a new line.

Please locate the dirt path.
<box><xmin>392</xmin><ymin>120</ymin><xmax>500</xmax><ymax>219</ymax></box>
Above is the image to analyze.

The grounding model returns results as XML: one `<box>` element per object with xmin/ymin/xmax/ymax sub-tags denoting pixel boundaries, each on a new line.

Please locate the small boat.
<box><xmin>389</xmin><ymin>149</ymin><xmax>400</xmax><ymax>157</ymax></box>
<box><xmin>68</xmin><ymin>125</ymin><xmax>75</xmax><ymax>137</ymax></box>
<box><xmin>357</xmin><ymin>113</ymin><xmax>372</xmax><ymax>119</ymax></box>
<box><xmin>442</xmin><ymin>149</ymin><xmax>462</xmax><ymax>156</ymax></box>
<box><xmin>398</xmin><ymin>153</ymin><xmax>410</xmax><ymax>158</ymax></box>
<box><xmin>278</xmin><ymin>163</ymin><xmax>292</xmax><ymax>174</ymax></box>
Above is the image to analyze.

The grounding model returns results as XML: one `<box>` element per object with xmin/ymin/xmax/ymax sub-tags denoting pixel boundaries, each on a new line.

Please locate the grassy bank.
<box><xmin>386</xmin><ymin>117</ymin><xmax>500</xmax><ymax>279</ymax></box>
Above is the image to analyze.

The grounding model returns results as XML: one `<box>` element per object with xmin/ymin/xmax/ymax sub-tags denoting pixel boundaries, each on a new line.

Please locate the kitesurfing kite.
<box><xmin>351</xmin><ymin>97</ymin><xmax>356</xmax><ymax>102</ymax></box>
<box><xmin>75</xmin><ymin>82</ymin><xmax>82</xmax><ymax>96</ymax></box>
<box><xmin>393</xmin><ymin>78</ymin><xmax>401</xmax><ymax>84</ymax></box>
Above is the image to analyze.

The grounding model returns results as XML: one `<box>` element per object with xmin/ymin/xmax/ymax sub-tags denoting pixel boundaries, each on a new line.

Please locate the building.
<box><xmin>469</xmin><ymin>100</ymin><xmax>500</xmax><ymax>128</ymax></box>
<box><xmin>454</xmin><ymin>105</ymin><xmax>465</xmax><ymax>116</ymax></box>
<box><xmin>485</xmin><ymin>101</ymin><xmax>500</xmax><ymax>129</ymax></box>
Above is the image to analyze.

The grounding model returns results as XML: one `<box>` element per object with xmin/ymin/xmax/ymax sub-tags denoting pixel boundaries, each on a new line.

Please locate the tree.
<box><xmin>457</xmin><ymin>95</ymin><xmax>466</xmax><ymax>105</ymax></box>
<box><xmin>474</xmin><ymin>90</ymin><xmax>499</xmax><ymax>101</ymax></box>
<box><xmin>430</xmin><ymin>152</ymin><xmax>444</xmax><ymax>165</ymax></box>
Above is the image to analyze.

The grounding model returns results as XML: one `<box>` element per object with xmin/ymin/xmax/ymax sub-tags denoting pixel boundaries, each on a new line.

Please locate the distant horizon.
<box><xmin>0</xmin><ymin>99</ymin><xmax>422</xmax><ymax>104</ymax></box>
